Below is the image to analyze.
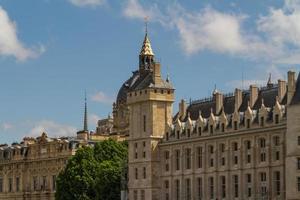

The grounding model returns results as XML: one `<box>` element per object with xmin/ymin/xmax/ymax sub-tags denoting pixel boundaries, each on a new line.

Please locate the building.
<box><xmin>126</xmin><ymin>29</ymin><xmax>300</xmax><ymax>200</ymax></box>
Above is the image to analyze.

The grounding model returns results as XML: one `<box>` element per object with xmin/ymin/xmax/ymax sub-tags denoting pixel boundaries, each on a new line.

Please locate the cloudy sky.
<box><xmin>0</xmin><ymin>0</ymin><xmax>300</xmax><ymax>143</ymax></box>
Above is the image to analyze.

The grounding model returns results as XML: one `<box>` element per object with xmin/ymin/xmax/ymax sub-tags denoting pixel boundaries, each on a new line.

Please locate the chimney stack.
<box><xmin>153</xmin><ymin>63</ymin><xmax>161</xmax><ymax>85</ymax></box>
<box><xmin>179</xmin><ymin>99</ymin><xmax>187</xmax><ymax>120</ymax></box>
<box><xmin>234</xmin><ymin>89</ymin><xmax>242</xmax><ymax>111</ymax></box>
<box><xmin>250</xmin><ymin>85</ymin><xmax>259</xmax><ymax>108</ymax></box>
<box><xmin>215</xmin><ymin>91</ymin><xmax>223</xmax><ymax>114</ymax></box>
<box><xmin>278</xmin><ymin>79</ymin><xmax>287</xmax><ymax>103</ymax></box>
<box><xmin>287</xmin><ymin>71</ymin><xmax>296</xmax><ymax>105</ymax></box>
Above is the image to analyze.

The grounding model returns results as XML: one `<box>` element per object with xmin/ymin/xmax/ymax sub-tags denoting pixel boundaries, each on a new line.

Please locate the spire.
<box><xmin>267</xmin><ymin>73</ymin><xmax>273</xmax><ymax>88</ymax></box>
<box><xmin>83</xmin><ymin>91</ymin><xmax>88</xmax><ymax>132</ymax></box>
<box><xmin>140</xmin><ymin>17</ymin><xmax>154</xmax><ymax>56</ymax></box>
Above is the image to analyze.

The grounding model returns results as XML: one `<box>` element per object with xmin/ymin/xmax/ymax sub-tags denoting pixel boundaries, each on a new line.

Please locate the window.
<box><xmin>210</xmin><ymin>158</ymin><xmax>214</xmax><ymax>167</ymax></box>
<box><xmin>185</xmin><ymin>148</ymin><xmax>191</xmax><ymax>170</ymax></box>
<box><xmin>197</xmin><ymin>147</ymin><xmax>203</xmax><ymax>168</ymax></box>
<box><xmin>135</xmin><ymin>168</ymin><xmax>138</xmax><ymax>179</ymax></box>
<box><xmin>221</xmin><ymin>157</ymin><xmax>225</xmax><ymax>166</ymax></box>
<box><xmin>274</xmin><ymin>171</ymin><xmax>280</xmax><ymax>195</ymax></box>
<box><xmin>233</xmin><ymin>175</ymin><xmax>239</xmax><ymax>198</ymax></box>
<box><xmin>233</xmin><ymin>142</ymin><xmax>238</xmax><ymax>151</ymax></box>
<box><xmin>246</xmin><ymin>174</ymin><xmax>252</xmax><ymax>197</ymax></box>
<box><xmin>134</xmin><ymin>143</ymin><xmax>138</xmax><ymax>159</ymax></box>
<box><xmin>0</xmin><ymin>178</ymin><xmax>2</xmax><ymax>193</ymax></box>
<box><xmin>8</xmin><ymin>177</ymin><xmax>12</xmax><ymax>192</ymax></box>
<box><xmin>176</xmin><ymin>131</ymin><xmax>180</xmax><ymax>139</ymax></box>
<box><xmin>165</xmin><ymin>180</ymin><xmax>169</xmax><ymax>200</ymax></box>
<box><xmin>298</xmin><ymin>136</ymin><xmax>300</xmax><ymax>145</ymax></box>
<box><xmin>275</xmin><ymin>114</ymin><xmax>279</xmax><ymax>124</ymax></box>
<box><xmin>247</xmin><ymin>118</ymin><xmax>250</xmax><ymax>128</ymax></box>
<box><xmin>187</xmin><ymin>129</ymin><xmax>190</xmax><ymax>138</ymax></box>
<box><xmin>298</xmin><ymin>177</ymin><xmax>300</xmax><ymax>192</ymax></box>
<box><xmin>260</xmin><ymin>138</ymin><xmax>266</xmax><ymax>148</ymax></box>
<box><xmin>260</xmin><ymin>172</ymin><xmax>267</xmax><ymax>182</ymax></box>
<box><xmin>186</xmin><ymin>179</ymin><xmax>191</xmax><ymax>200</ymax></box>
<box><xmin>275</xmin><ymin>151</ymin><xmax>280</xmax><ymax>161</ymax></box>
<box><xmin>175</xmin><ymin>180</ymin><xmax>180</xmax><ymax>200</ymax></box>
<box><xmin>246</xmin><ymin>141</ymin><xmax>251</xmax><ymax>149</ymax></box>
<box><xmin>274</xmin><ymin>136</ymin><xmax>280</xmax><ymax>146</ymax></box>
<box><xmin>141</xmin><ymin>190</ymin><xmax>145</xmax><ymax>200</ymax></box>
<box><xmin>234</xmin><ymin>155</ymin><xmax>238</xmax><ymax>165</ymax></box>
<box><xmin>197</xmin><ymin>178</ymin><xmax>203</xmax><ymax>200</ymax></box>
<box><xmin>209</xmin><ymin>177</ymin><xmax>214</xmax><ymax>199</ymax></box>
<box><xmin>220</xmin><ymin>143</ymin><xmax>225</xmax><ymax>153</ymax></box>
<box><xmin>210</xmin><ymin>125</ymin><xmax>214</xmax><ymax>134</ymax></box>
<box><xmin>143</xmin><ymin>151</ymin><xmax>146</xmax><ymax>158</ymax></box>
<box><xmin>209</xmin><ymin>145</ymin><xmax>214</xmax><ymax>154</ymax></box>
<box><xmin>16</xmin><ymin>177</ymin><xmax>20</xmax><ymax>192</ymax></box>
<box><xmin>42</xmin><ymin>176</ymin><xmax>47</xmax><ymax>191</ymax></box>
<box><xmin>298</xmin><ymin>158</ymin><xmax>300</xmax><ymax>169</ymax></box>
<box><xmin>247</xmin><ymin>154</ymin><xmax>251</xmax><ymax>163</ymax></box>
<box><xmin>221</xmin><ymin>123</ymin><xmax>225</xmax><ymax>132</ymax></box>
<box><xmin>260</xmin><ymin>152</ymin><xmax>266</xmax><ymax>162</ymax></box>
<box><xmin>234</xmin><ymin>121</ymin><xmax>238</xmax><ymax>130</ymax></box>
<box><xmin>143</xmin><ymin>115</ymin><xmax>146</xmax><ymax>132</ymax></box>
<box><xmin>143</xmin><ymin>167</ymin><xmax>146</xmax><ymax>179</ymax></box>
<box><xmin>165</xmin><ymin>151</ymin><xmax>170</xmax><ymax>172</ymax></box>
<box><xmin>52</xmin><ymin>175</ymin><xmax>56</xmax><ymax>191</ymax></box>
<box><xmin>166</xmin><ymin>132</ymin><xmax>169</xmax><ymax>141</ymax></box>
<box><xmin>247</xmin><ymin>174</ymin><xmax>251</xmax><ymax>183</ymax></box>
<box><xmin>198</xmin><ymin>127</ymin><xmax>202</xmax><ymax>136</ymax></box>
<box><xmin>133</xmin><ymin>190</ymin><xmax>138</xmax><ymax>200</ymax></box>
<box><xmin>260</xmin><ymin>116</ymin><xmax>265</xmax><ymax>126</ymax></box>
<box><xmin>221</xmin><ymin>176</ymin><xmax>226</xmax><ymax>198</ymax></box>
<box><xmin>174</xmin><ymin>150</ymin><xmax>180</xmax><ymax>170</ymax></box>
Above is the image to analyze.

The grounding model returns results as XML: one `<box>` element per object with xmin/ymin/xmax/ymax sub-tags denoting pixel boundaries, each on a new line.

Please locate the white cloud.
<box><xmin>27</xmin><ymin>120</ymin><xmax>77</xmax><ymax>138</ymax></box>
<box><xmin>68</xmin><ymin>0</ymin><xmax>105</xmax><ymax>7</ymax></box>
<box><xmin>122</xmin><ymin>0</ymin><xmax>300</xmax><ymax>63</ymax></box>
<box><xmin>91</xmin><ymin>91</ymin><xmax>114</xmax><ymax>104</ymax></box>
<box><xmin>0</xmin><ymin>6</ymin><xmax>44</xmax><ymax>61</ymax></box>
<box><xmin>89</xmin><ymin>113</ymin><xmax>100</xmax><ymax>126</ymax></box>
<box><xmin>1</xmin><ymin>122</ymin><xmax>13</xmax><ymax>131</ymax></box>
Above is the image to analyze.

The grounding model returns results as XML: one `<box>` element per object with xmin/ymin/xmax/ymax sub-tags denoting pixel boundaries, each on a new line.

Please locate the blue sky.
<box><xmin>0</xmin><ymin>0</ymin><xmax>299</xmax><ymax>143</ymax></box>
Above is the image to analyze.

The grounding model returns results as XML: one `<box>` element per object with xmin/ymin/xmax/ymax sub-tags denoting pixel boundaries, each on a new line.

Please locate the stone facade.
<box><xmin>0</xmin><ymin>132</ymin><xmax>87</xmax><ymax>200</ymax></box>
<box><xmin>127</xmin><ymin>31</ymin><xmax>300</xmax><ymax>200</ymax></box>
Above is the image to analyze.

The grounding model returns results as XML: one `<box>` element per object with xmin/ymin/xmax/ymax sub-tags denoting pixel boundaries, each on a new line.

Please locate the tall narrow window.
<box><xmin>275</xmin><ymin>114</ymin><xmax>279</xmax><ymax>124</ymax></box>
<box><xmin>210</xmin><ymin>125</ymin><xmax>214</xmax><ymax>134</ymax></box>
<box><xmin>8</xmin><ymin>177</ymin><xmax>12</xmax><ymax>192</ymax></box>
<box><xmin>209</xmin><ymin>177</ymin><xmax>214</xmax><ymax>199</ymax></box>
<box><xmin>165</xmin><ymin>180</ymin><xmax>169</xmax><ymax>200</ymax></box>
<box><xmin>260</xmin><ymin>116</ymin><xmax>265</xmax><ymax>126</ymax></box>
<box><xmin>197</xmin><ymin>178</ymin><xmax>202</xmax><ymax>200</ymax></box>
<box><xmin>42</xmin><ymin>176</ymin><xmax>47</xmax><ymax>190</ymax></box>
<box><xmin>298</xmin><ymin>136</ymin><xmax>300</xmax><ymax>145</ymax></box>
<box><xmin>274</xmin><ymin>136</ymin><xmax>280</xmax><ymax>146</ymax></box>
<box><xmin>297</xmin><ymin>158</ymin><xmax>300</xmax><ymax>170</ymax></box>
<box><xmin>234</xmin><ymin>121</ymin><xmax>238</xmax><ymax>130</ymax></box>
<box><xmin>247</xmin><ymin>174</ymin><xmax>252</xmax><ymax>197</ymax></box>
<box><xmin>175</xmin><ymin>180</ymin><xmax>180</xmax><ymax>200</ymax></box>
<box><xmin>233</xmin><ymin>175</ymin><xmax>239</xmax><ymax>198</ymax></box>
<box><xmin>274</xmin><ymin>171</ymin><xmax>280</xmax><ymax>196</ymax></box>
<box><xmin>135</xmin><ymin>168</ymin><xmax>138</xmax><ymax>179</ymax></box>
<box><xmin>221</xmin><ymin>123</ymin><xmax>225</xmax><ymax>132</ymax></box>
<box><xmin>134</xmin><ymin>143</ymin><xmax>138</xmax><ymax>159</ymax></box>
<box><xmin>165</xmin><ymin>151</ymin><xmax>170</xmax><ymax>172</ymax></box>
<box><xmin>176</xmin><ymin>131</ymin><xmax>180</xmax><ymax>139</ymax></box>
<box><xmin>197</xmin><ymin>147</ymin><xmax>203</xmax><ymax>168</ymax></box>
<box><xmin>260</xmin><ymin>172</ymin><xmax>267</xmax><ymax>197</ymax></box>
<box><xmin>52</xmin><ymin>175</ymin><xmax>56</xmax><ymax>191</ymax></box>
<box><xmin>175</xmin><ymin>150</ymin><xmax>180</xmax><ymax>170</ymax></box>
<box><xmin>187</xmin><ymin>129</ymin><xmax>190</xmax><ymax>138</ymax></box>
<box><xmin>198</xmin><ymin>127</ymin><xmax>202</xmax><ymax>136</ymax></box>
<box><xmin>298</xmin><ymin>177</ymin><xmax>300</xmax><ymax>192</ymax></box>
<box><xmin>143</xmin><ymin>167</ymin><xmax>146</xmax><ymax>179</ymax></box>
<box><xmin>0</xmin><ymin>178</ymin><xmax>3</xmax><ymax>193</ymax></box>
<box><xmin>143</xmin><ymin>115</ymin><xmax>146</xmax><ymax>132</ymax></box>
<box><xmin>186</xmin><ymin>178</ymin><xmax>191</xmax><ymax>200</ymax></box>
<box><xmin>221</xmin><ymin>176</ymin><xmax>226</xmax><ymax>198</ymax></box>
<box><xmin>247</xmin><ymin>118</ymin><xmax>250</xmax><ymax>128</ymax></box>
<box><xmin>141</xmin><ymin>190</ymin><xmax>145</xmax><ymax>200</ymax></box>
<box><xmin>133</xmin><ymin>190</ymin><xmax>138</xmax><ymax>200</ymax></box>
<box><xmin>16</xmin><ymin>177</ymin><xmax>20</xmax><ymax>192</ymax></box>
<box><xmin>185</xmin><ymin>148</ymin><xmax>191</xmax><ymax>170</ymax></box>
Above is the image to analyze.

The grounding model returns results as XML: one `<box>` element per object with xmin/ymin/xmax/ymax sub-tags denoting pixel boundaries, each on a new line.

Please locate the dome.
<box><xmin>116</xmin><ymin>71</ymin><xmax>140</xmax><ymax>105</ymax></box>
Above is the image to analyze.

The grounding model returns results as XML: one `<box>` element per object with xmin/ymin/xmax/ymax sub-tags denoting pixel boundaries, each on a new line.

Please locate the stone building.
<box><xmin>0</xmin><ymin>132</ymin><xmax>88</xmax><ymax>200</ymax></box>
<box><xmin>126</xmin><ymin>30</ymin><xmax>300</xmax><ymax>200</ymax></box>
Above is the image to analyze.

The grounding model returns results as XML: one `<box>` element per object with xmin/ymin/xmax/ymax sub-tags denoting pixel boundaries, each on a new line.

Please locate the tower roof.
<box><xmin>139</xmin><ymin>33</ymin><xmax>154</xmax><ymax>56</ymax></box>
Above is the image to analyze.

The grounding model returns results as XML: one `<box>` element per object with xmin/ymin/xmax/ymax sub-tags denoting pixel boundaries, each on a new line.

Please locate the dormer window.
<box><xmin>166</xmin><ymin>132</ymin><xmax>169</xmax><ymax>141</ymax></box>
<box><xmin>176</xmin><ymin>131</ymin><xmax>180</xmax><ymax>139</ymax></box>
<box><xmin>234</xmin><ymin>121</ymin><xmax>238</xmax><ymax>130</ymax></box>
<box><xmin>246</xmin><ymin>119</ymin><xmax>250</xmax><ymax>129</ymax></box>
<box><xmin>187</xmin><ymin>129</ymin><xmax>190</xmax><ymax>137</ymax></box>
<box><xmin>260</xmin><ymin>117</ymin><xmax>265</xmax><ymax>126</ymax></box>
<box><xmin>198</xmin><ymin>127</ymin><xmax>202</xmax><ymax>136</ymax></box>
<box><xmin>221</xmin><ymin>123</ymin><xmax>225</xmax><ymax>132</ymax></box>
<box><xmin>275</xmin><ymin>114</ymin><xmax>279</xmax><ymax>124</ymax></box>
<box><xmin>210</xmin><ymin>125</ymin><xmax>214</xmax><ymax>134</ymax></box>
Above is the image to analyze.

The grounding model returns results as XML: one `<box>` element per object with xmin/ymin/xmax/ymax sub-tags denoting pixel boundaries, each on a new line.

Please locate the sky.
<box><xmin>0</xmin><ymin>0</ymin><xmax>300</xmax><ymax>144</ymax></box>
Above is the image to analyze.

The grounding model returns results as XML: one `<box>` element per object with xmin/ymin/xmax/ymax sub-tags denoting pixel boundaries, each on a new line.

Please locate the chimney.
<box><xmin>179</xmin><ymin>99</ymin><xmax>187</xmax><ymax>120</ymax></box>
<box><xmin>234</xmin><ymin>89</ymin><xmax>242</xmax><ymax>111</ymax></box>
<box><xmin>215</xmin><ymin>91</ymin><xmax>223</xmax><ymax>114</ymax></box>
<box><xmin>250</xmin><ymin>85</ymin><xmax>258</xmax><ymax>108</ymax></box>
<box><xmin>153</xmin><ymin>62</ymin><xmax>161</xmax><ymax>85</ymax></box>
<box><xmin>287</xmin><ymin>71</ymin><xmax>296</xmax><ymax>104</ymax></box>
<box><xmin>278</xmin><ymin>79</ymin><xmax>287</xmax><ymax>103</ymax></box>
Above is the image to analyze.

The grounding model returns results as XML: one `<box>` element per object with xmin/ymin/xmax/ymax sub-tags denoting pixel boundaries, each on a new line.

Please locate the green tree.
<box><xmin>55</xmin><ymin>139</ymin><xmax>128</xmax><ymax>200</ymax></box>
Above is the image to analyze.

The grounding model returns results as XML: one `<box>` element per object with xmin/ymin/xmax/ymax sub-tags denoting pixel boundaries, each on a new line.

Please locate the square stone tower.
<box><xmin>127</xmin><ymin>32</ymin><xmax>174</xmax><ymax>200</ymax></box>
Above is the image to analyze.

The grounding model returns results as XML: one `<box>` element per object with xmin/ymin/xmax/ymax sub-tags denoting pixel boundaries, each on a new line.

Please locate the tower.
<box><xmin>77</xmin><ymin>92</ymin><xmax>89</xmax><ymax>140</ymax></box>
<box><xmin>127</xmin><ymin>28</ymin><xmax>174</xmax><ymax>200</ymax></box>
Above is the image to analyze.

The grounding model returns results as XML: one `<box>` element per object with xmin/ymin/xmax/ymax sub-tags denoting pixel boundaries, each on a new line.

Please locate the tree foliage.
<box><xmin>55</xmin><ymin>139</ymin><xmax>128</xmax><ymax>200</ymax></box>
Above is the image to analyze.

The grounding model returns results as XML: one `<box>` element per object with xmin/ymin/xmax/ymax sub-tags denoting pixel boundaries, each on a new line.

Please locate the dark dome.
<box><xmin>116</xmin><ymin>71</ymin><xmax>140</xmax><ymax>105</ymax></box>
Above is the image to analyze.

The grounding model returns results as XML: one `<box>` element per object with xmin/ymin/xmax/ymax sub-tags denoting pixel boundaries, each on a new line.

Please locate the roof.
<box><xmin>291</xmin><ymin>72</ymin><xmax>300</xmax><ymax>105</ymax></box>
<box><xmin>140</xmin><ymin>33</ymin><xmax>154</xmax><ymax>56</ymax></box>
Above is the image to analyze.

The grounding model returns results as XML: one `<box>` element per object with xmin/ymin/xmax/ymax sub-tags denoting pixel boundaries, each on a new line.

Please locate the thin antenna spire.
<box><xmin>144</xmin><ymin>16</ymin><xmax>149</xmax><ymax>34</ymax></box>
<box><xmin>83</xmin><ymin>90</ymin><xmax>88</xmax><ymax>132</ymax></box>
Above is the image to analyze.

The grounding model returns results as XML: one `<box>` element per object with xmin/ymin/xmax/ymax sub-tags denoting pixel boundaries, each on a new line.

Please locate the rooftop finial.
<box><xmin>140</xmin><ymin>17</ymin><xmax>154</xmax><ymax>56</ymax></box>
<box><xmin>144</xmin><ymin>16</ymin><xmax>149</xmax><ymax>34</ymax></box>
<box><xmin>83</xmin><ymin>90</ymin><xmax>88</xmax><ymax>132</ymax></box>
